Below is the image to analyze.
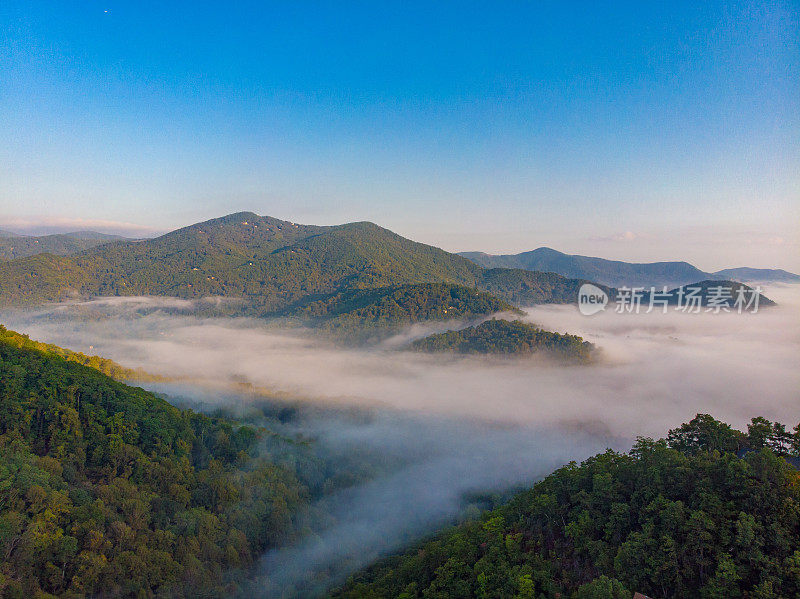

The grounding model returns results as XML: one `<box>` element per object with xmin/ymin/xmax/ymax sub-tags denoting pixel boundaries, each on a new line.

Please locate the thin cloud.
<box><xmin>0</xmin><ymin>216</ymin><xmax>162</xmax><ymax>237</ymax></box>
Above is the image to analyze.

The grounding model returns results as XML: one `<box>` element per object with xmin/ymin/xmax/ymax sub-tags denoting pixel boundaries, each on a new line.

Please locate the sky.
<box><xmin>1</xmin><ymin>1</ymin><xmax>798</xmax><ymax>270</ymax></box>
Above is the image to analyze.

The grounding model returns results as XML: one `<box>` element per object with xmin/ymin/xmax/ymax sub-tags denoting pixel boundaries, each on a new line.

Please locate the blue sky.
<box><xmin>1</xmin><ymin>1</ymin><xmax>798</xmax><ymax>270</ymax></box>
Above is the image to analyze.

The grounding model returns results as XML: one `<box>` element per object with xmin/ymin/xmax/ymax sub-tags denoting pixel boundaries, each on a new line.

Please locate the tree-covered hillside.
<box><xmin>0</xmin><ymin>328</ymin><xmax>323</xmax><ymax>598</ymax></box>
<box><xmin>0</xmin><ymin>213</ymin><xmax>597</xmax><ymax>311</ymax></box>
<box><xmin>0</xmin><ymin>232</ymin><xmax>125</xmax><ymax>260</ymax></box>
<box><xmin>410</xmin><ymin>319</ymin><xmax>593</xmax><ymax>360</ymax></box>
<box><xmin>334</xmin><ymin>415</ymin><xmax>800</xmax><ymax>599</ymax></box>
<box><xmin>292</xmin><ymin>283</ymin><xmax>520</xmax><ymax>343</ymax></box>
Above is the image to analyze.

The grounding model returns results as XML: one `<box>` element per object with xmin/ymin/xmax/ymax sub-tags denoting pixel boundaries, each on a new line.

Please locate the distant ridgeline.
<box><xmin>0</xmin><ymin>231</ymin><xmax>127</xmax><ymax>260</ymax></box>
<box><xmin>334</xmin><ymin>414</ymin><xmax>800</xmax><ymax>599</ymax></box>
<box><xmin>410</xmin><ymin>318</ymin><xmax>594</xmax><ymax>361</ymax></box>
<box><xmin>460</xmin><ymin>247</ymin><xmax>800</xmax><ymax>288</ymax></box>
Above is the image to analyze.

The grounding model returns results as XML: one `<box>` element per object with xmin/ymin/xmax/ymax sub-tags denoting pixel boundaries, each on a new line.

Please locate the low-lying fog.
<box><xmin>2</xmin><ymin>285</ymin><xmax>798</xmax><ymax>596</ymax></box>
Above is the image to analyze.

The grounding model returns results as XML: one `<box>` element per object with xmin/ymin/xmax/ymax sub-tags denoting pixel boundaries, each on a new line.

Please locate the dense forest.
<box><xmin>410</xmin><ymin>319</ymin><xmax>594</xmax><ymax>361</ymax></box>
<box><xmin>0</xmin><ymin>327</ymin><xmax>349</xmax><ymax>598</ymax></box>
<box><xmin>334</xmin><ymin>414</ymin><xmax>800</xmax><ymax>598</ymax></box>
<box><xmin>291</xmin><ymin>283</ymin><xmax>520</xmax><ymax>343</ymax></box>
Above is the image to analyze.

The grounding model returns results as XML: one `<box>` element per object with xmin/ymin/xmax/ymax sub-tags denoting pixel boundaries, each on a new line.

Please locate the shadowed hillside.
<box><xmin>0</xmin><ymin>231</ymin><xmax>127</xmax><ymax>259</ymax></box>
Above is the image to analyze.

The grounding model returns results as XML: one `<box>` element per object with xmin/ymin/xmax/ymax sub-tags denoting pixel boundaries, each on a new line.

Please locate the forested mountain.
<box><xmin>335</xmin><ymin>415</ymin><xmax>800</xmax><ymax>599</ymax></box>
<box><xmin>461</xmin><ymin>247</ymin><xmax>800</xmax><ymax>288</ymax></box>
<box><xmin>410</xmin><ymin>319</ymin><xmax>593</xmax><ymax>360</ymax></box>
<box><xmin>0</xmin><ymin>231</ymin><xmax>126</xmax><ymax>260</ymax></box>
<box><xmin>0</xmin><ymin>213</ymin><xmax>599</xmax><ymax>310</ymax></box>
<box><xmin>291</xmin><ymin>283</ymin><xmax>520</xmax><ymax>343</ymax></box>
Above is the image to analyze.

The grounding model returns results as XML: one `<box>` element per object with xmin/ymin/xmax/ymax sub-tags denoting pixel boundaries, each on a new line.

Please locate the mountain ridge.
<box><xmin>0</xmin><ymin>213</ymin><xmax>599</xmax><ymax>310</ymax></box>
<box><xmin>460</xmin><ymin>247</ymin><xmax>799</xmax><ymax>288</ymax></box>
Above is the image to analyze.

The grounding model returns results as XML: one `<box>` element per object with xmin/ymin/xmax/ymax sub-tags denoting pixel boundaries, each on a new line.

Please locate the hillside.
<box><xmin>335</xmin><ymin>415</ymin><xmax>800</xmax><ymax>599</ymax></box>
<box><xmin>0</xmin><ymin>328</ymin><xmax>319</xmax><ymax>597</ymax></box>
<box><xmin>292</xmin><ymin>283</ymin><xmax>520</xmax><ymax>343</ymax></box>
<box><xmin>461</xmin><ymin>247</ymin><xmax>799</xmax><ymax>288</ymax></box>
<box><xmin>0</xmin><ymin>231</ymin><xmax>126</xmax><ymax>259</ymax></box>
<box><xmin>410</xmin><ymin>319</ymin><xmax>593</xmax><ymax>360</ymax></box>
<box><xmin>0</xmin><ymin>213</ymin><xmax>594</xmax><ymax>311</ymax></box>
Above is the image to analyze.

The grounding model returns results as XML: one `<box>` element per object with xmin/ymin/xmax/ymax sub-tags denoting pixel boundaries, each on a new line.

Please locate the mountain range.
<box><xmin>460</xmin><ymin>247</ymin><xmax>800</xmax><ymax>288</ymax></box>
<box><xmin>0</xmin><ymin>212</ymin><xmax>601</xmax><ymax>310</ymax></box>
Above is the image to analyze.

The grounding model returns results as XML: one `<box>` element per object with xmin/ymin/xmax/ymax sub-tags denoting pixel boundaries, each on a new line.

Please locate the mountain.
<box><xmin>334</xmin><ymin>415</ymin><xmax>800</xmax><ymax>599</ymax></box>
<box><xmin>663</xmin><ymin>280</ymin><xmax>776</xmax><ymax>308</ymax></box>
<box><xmin>460</xmin><ymin>247</ymin><xmax>799</xmax><ymax>288</ymax></box>
<box><xmin>0</xmin><ymin>230</ymin><xmax>128</xmax><ymax>259</ymax></box>
<box><xmin>410</xmin><ymin>318</ymin><xmax>594</xmax><ymax>360</ymax></box>
<box><xmin>0</xmin><ymin>212</ymin><xmax>598</xmax><ymax>310</ymax></box>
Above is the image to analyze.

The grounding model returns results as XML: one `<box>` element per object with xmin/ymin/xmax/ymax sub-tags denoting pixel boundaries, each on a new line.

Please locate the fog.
<box><xmin>5</xmin><ymin>287</ymin><xmax>798</xmax><ymax>436</ymax></box>
<box><xmin>1</xmin><ymin>286</ymin><xmax>798</xmax><ymax>595</ymax></box>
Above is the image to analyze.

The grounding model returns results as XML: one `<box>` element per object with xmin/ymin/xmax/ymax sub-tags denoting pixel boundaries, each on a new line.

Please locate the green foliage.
<box><xmin>333</xmin><ymin>416</ymin><xmax>800</xmax><ymax>599</ymax></box>
<box><xmin>410</xmin><ymin>319</ymin><xmax>594</xmax><ymax>360</ymax></box>
<box><xmin>294</xmin><ymin>283</ymin><xmax>520</xmax><ymax>343</ymax></box>
<box><xmin>0</xmin><ymin>330</ymin><xmax>311</xmax><ymax>597</ymax></box>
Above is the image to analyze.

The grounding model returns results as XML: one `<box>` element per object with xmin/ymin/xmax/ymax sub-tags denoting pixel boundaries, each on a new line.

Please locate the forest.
<box><xmin>335</xmin><ymin>415</ymin><xmax>800</xmax><ymax>598</ymax></box>
<box><xmin>292</xmin><ymin>283</ymin><xmax>520</xmax><ymax>343</ymax></box>
<box><xmin>0</xmin><ymin>327</ymin><xmax>352</xmax><ymax>598</ymax></box>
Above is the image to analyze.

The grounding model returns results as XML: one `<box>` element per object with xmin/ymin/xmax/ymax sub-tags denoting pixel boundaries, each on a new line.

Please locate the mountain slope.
<box><xmin>461</xmin><ymin>247</ymin><xmax>799</xmax><ymax>288</ymax></box>
<box><xmin>0</xmin><ymin>213</ymin><xmax>592</xmax><ymax>310</ymax></box>
<box><xmin>335</xmin><ymin>415</ymin><xmax>800</xmax><ymax>599</ymax></box>
<box><xmin>0</xmin><ymin>231</ymin><xmax>127</xmax><ymax>259</ymax></box>
<box><xmin>0</xmin><ymin>327</ymin><xmax>315</xmax><ymax>598</ymax></box>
